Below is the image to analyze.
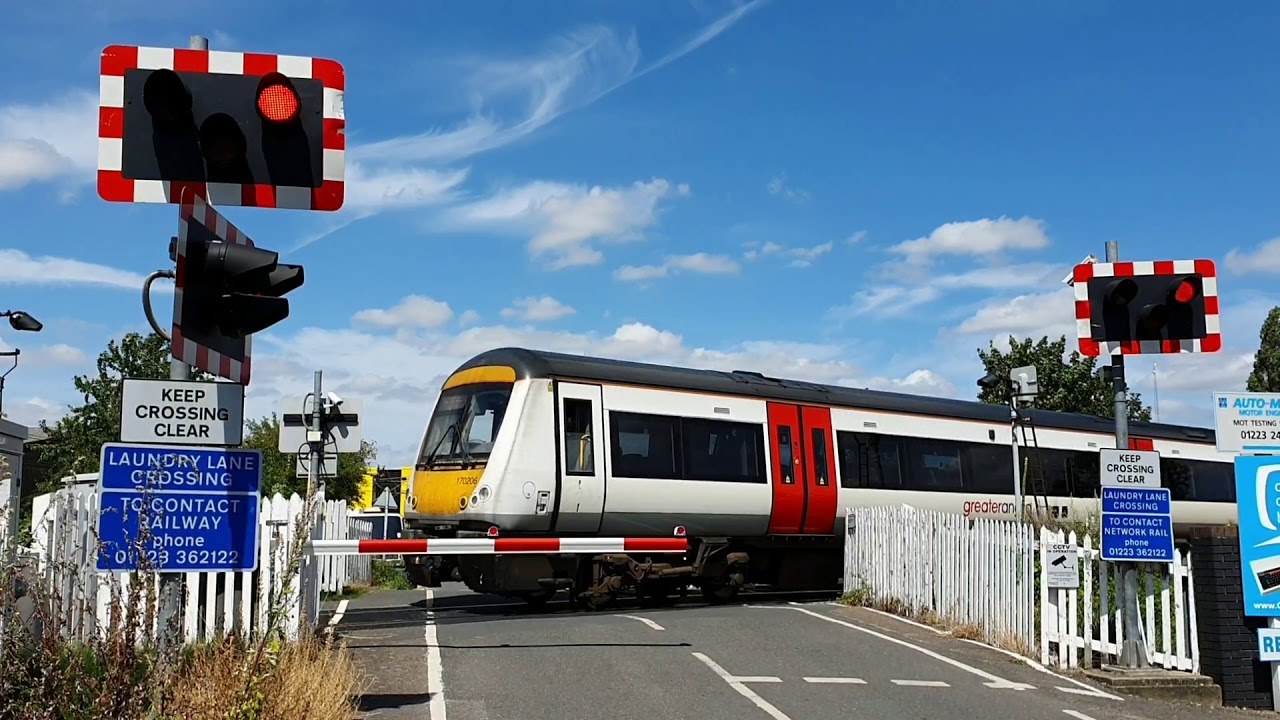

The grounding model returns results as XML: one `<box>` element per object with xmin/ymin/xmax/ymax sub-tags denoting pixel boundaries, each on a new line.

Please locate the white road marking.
<box><xmin>891</xmin><ymin>679</ymin><xmax>951</xmax><ymax>687</ymax></box>
<box><xmin>821</xmin><ymin>601</ymin><xmax>1123</xmax><ymax>701</ymax></box>
<box><xmin>766</xmin><ymin>605</ymin><xmax>1035</xmax><ymax>691</ymax></box>
<box><xmin>729</xmin><ymin>675</ymin><xmax>783</xmax><ymax>683</ymax></box>
<box><xmin>803</xmin><ymin>677</ymin><xmax>867</xmax><ymax>684</ymax></box>
<box><xmin>425</xmin><ymin>587</ymin><xmax>448</xmax><ymax>720</ymax></box>
<box><xmin>692</xmin><ymin>652</ymin><xmax>793</xmax><ymax>720</ymax></box>
<box><xmin>1062</xmin><ymin>711</ymin><xmax>1097</xmax><ymax>720</ymax></box>
<box><xmin>324</xmin><ymin>598</ymin><xmax>348</xmax><ymax>633</ymax></box>
<box><xmin>619</xmin><ymin>614</ymin><xmax>665</xmax><ymax>631</ymax></box>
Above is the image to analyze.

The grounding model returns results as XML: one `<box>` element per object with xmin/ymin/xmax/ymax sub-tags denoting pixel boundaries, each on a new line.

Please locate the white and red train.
<box><xmin>400</xmin><ymin>347</ymin><xmax>1234</xmax><ymax>608</ymax></box>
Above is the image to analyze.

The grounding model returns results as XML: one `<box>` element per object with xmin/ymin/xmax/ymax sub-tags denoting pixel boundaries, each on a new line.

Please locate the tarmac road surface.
<box><xmin>327</xmin><ymin>584</ymin><xmax>1250</xmax><ymax>720</ymax></box>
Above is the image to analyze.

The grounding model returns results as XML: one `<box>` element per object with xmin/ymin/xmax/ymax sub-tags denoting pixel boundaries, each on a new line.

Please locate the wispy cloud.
<box><xmin>0</xmin><ymin>249</ymin><xmax>165</xmax><ymax>292</ymax></box>
<box><xmin>615</xmin><ymin>251</ymin><xmax>740</xmax><ymax>282</ymax></box>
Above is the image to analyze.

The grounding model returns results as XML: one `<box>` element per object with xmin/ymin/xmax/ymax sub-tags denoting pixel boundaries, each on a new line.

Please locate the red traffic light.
<box><xmin>1170</xmin><ymin>276</ymin><xmax>1200</xmax><ymax>305</ymax></box>
<box><xmin>256</xmin><ymin>74</ymin><xmax>300</xmax><ymax>124</ymax></box>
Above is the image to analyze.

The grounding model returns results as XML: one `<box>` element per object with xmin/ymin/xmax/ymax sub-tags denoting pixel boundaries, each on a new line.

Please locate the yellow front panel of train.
<box><xmin>412</xmin><ymin>468</ymin><xmax>485</xmax><ymax>514</ymax></box>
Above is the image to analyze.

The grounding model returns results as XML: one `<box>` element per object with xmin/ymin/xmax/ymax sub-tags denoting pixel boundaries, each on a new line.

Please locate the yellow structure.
<box><xmin>352</xmin><ymin>466</ymin><xmax>411</xmax><ymax>514</ymax></box>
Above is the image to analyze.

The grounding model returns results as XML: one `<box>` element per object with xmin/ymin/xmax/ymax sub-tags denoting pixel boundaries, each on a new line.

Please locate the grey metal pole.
<box><xmin>1106</xmin><ymin>239</ymin><xmax>1148</xmax><ymax>669</ymax></box>
<box><xmin>1011</xmin><ymin>396</ymin><xmax>1022</xmax><ymax>519</ymax></box>
<box><xmin>155</xmin><ymin>31</ymin><xmax>209</xmax><ymax>659</ymax></box>
<box><xmin>308</xmin><ymin>371</ymin><xmax>322</xmax><ymax>501</ymax></box>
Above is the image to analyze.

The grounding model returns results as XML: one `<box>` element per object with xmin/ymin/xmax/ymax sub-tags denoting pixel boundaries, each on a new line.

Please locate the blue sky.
<box><xmin>1</xmin><ymin>0</ymin><xmax>1277</xmax><ymax>465</ymax></box>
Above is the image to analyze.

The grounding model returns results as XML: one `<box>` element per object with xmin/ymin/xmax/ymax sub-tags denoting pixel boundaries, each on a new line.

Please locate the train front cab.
<box><xmin>402</xmin><ymin>364</ymin><xmax>520</xmax><ymax>588</ymax></box>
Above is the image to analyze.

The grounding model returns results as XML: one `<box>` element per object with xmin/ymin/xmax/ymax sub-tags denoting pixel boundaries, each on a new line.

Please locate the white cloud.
<box><xmin>615</xmin><ymin>252</ymin><xmax>739</xmax><ymax>282</ymax></box>
<box><xmin>441</xmin><ymin>178</ymin><xmax>691</xmax><ymax>269</ymax></box>
<box><xmin>352</xmin><ymin>295</ymin><xmax>453</xmax><ymax>330</ymax></box>
<box><xmin>0</xmin><ymin>91</ymin><xmax>98</xmax><ymax>191</ymax></box>
<box><xmin>766</xmin><ymin>173</ymin><xmax>809</xmax><ymax>202</ymax></box>
<box><xmin>889</xmin><ymin>216</ymin><xmax>1051</xmax><ymax>264</ymax></box>
<box><xmin>952</xmin><ymin>286</ymin><xmax>1076</xmax><ymax>340</ymax></box>
<box><xmin>1225</xmin><ymin>237</ymin><xmax>1280</xmax><ymax>275</ymax></box>
<box><xmin>846</xmin><ymin>230</ymin><xmax>868</xmax><ymax>245</ymax></box>
<box><xmin>828</xmin><ymin>286</ymin><xmax>942</xmax><ymax>321</ymax></box>
<box><xmin>742</xmin><ymin>240</ymin><xmax>833</xmax><ymax>267</ymax></box>
<box><xmin>500</xmin><ymin>296</ymin><xmax>575</xmax><ymax>322</ymax></box>
<box><xmin>0</xmin><ymin>249</ymin><xmax>165</xmax><ymax>292</ymax></box>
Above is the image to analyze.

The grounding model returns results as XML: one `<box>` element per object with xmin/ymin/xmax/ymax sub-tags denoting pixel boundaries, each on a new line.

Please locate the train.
<box><xmin>398</xmin><ymin>347</ymin><xmax>1235</xmax><ymax>608</ymax></box>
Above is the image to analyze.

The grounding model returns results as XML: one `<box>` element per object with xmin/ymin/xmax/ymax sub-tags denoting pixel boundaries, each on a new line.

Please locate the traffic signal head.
<box><xmin>179</xmin><ymin>222</ymin><xmax>304</xmax><ymax>359</ymax></box>
<box><xmin>99</xmin><ymin>45</ymin><xmax>346</xmax><ymax>211</ymax></box>
<box><xmin>1085</xmin><ymin>269</ymin><xmax>1210</xmax><ymax>346</ymax></box>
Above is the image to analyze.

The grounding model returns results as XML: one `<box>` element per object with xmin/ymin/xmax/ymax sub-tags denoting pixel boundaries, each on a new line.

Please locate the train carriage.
<box><xmin>400</xmin><ymin>347</ymin><xmax>1235</xmax><ymax>609</ymax></box>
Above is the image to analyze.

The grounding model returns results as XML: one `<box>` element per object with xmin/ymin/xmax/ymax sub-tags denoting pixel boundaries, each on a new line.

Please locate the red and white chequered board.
<box><xmin>1073</xmin><ymin>259</ymin><xmax>1221</xmax><ymax>356</ymax></box>
<box><xmin>173</xmin><ymin>193</ymin><xmax>254</xmax><ymax>384</ymax></box>
<box><xmin>97</xmin><ymin>44</ymin><xmax>345</xmax><ymax>211</ymax></box>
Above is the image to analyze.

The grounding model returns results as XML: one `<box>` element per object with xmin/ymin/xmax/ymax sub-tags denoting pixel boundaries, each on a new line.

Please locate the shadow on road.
<box><xmin>357</xmin><ymin>692</ymin><xmax>435</xmax><ymax>712</ymax></box>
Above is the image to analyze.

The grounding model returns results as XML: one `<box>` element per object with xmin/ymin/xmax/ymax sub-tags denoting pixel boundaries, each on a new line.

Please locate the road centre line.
<box><xmin>1062</xmin><ymin>711</ymin><xmax>1097</xmax><ymax>720</ymax></box>
<box><xmin>891</xmin><ymin>679</ymin><xmax>950</xmax><ymax>687</ymax></box>
<box><xmin>619</xmin><ymin>614</ymin><xmax>666</xmax><ymax>631</ymax></box>
<box><xmin>803</xmin><ymin>677</ymin><xmax>868</xmax><ymax>684</ymax></box>
<box><xmin>425</xmin><ymin>587</ymin><xmax>448</xmax><ymax>720</ymax></box>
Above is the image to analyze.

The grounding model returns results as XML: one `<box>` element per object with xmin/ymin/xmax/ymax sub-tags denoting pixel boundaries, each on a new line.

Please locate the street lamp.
<box><xmin>3</xmin><ymin>311</ymin><xmax>42</xmax><ymax>333</ymax></box>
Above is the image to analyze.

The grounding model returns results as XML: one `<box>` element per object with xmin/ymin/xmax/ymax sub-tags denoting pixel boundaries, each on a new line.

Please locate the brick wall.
<box><xmin>1188</xmin><ymin>525</ymin><xmax>1273</xmax><ymax>710</ymax></box>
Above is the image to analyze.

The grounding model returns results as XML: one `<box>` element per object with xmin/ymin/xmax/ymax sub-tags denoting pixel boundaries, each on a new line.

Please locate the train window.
<box><xmin>1185</xmin><ymin>460</ymin><xmax>1235</xmax><ymax>502</ymax></box>
<box><xmin>812</xmin><ymin>428</ymin><xmax>830</xmax><ymax>486</ymax></box>
<box><xmin>1065</xmin><ymin>450</ymin><xmax>1100</xmax><ymax>498</ymax></box>
<box><xmin>1024</xmin><ymin>449</ymin><xmax>1073</xmax><ymax>498</ymax></box>
<box><xmin>562</xmin><ymin>399</ymin><xmax>594</xmax><ymax>475</ymax></box>
<box><xmin>836</xmin><ymin>431</ymin><xmax>903</xmax><ymax>489</ymax></box>
<box><xmin>681</xmin><ymin>417</ymin><xmax>766</xmax><ymax>483</ymax></box>
<box><xmin>1160</xmin><ymin>458</ymin><xmax>1197</xmax><ymax>502</ymax></box>
<box><xmin>777</xmin><ymin>426</ymin><xmax>795</xmax><ymax>484</ymax></box>
<box><xmin>963</xmin><ymin>443</ymin><xmax>1014</xmax><ymax>494</ymax></box>
<box><xmin>902</xmin><ymin>438</ymin><xmax>964</xmax><ymax>491</ymax></box>
<box><xmin>609</xmin><ymin>411</ymin><xmax>680</xmax><ymax>479</ymax></box>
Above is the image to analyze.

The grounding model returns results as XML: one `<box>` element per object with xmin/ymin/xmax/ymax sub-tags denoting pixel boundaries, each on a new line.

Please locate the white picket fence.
<box><xmin>842</xmin><ymin>504</ymin><xmax>1200</xmax><ymax>674</ymax></box>
<box><xmin>1040</xmin><ymin>527</ymin><xmax>1199</xmax><ymax>672</ymax></box>
<box><xmin>24</xmin><ymin>482</ymin><xmax>374</xmax><ymax>645</ymax></box>
<box><xmin>844</xmin><ymin>505</ymin><xmax>1037</xmax><ymax>652</ymax></box>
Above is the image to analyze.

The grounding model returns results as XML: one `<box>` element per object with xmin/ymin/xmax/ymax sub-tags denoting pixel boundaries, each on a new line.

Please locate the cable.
<box><xmin>142</xmin><ymin>270</ymin><xmax>175</xmax><ymax>341</ymax></box>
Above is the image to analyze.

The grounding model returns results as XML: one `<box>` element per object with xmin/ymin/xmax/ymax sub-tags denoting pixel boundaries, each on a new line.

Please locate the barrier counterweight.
<box><xmin>308</xmin><ymin>537</ymin><xmax>689</xmax><ymax>556</ymax></box>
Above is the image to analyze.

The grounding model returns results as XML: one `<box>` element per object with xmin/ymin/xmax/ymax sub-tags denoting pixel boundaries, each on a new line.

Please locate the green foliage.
<box><xmin>28</xmin><ymin>331</ymin><xmax>212</xmax><ymax>491</ymax></box>
<box><xmin>977</xmin><ymin>335</ymin><xmax>1152</xmax><ymax>421</ymax></box>
<box><xmin>241</xmin><ymin>413</ymin><xmax>375</xmax><ymax>501</ymax></box>
<box><xmin>371</xmin><ymin>559</ymin><xmax>413</xmax><ymax>590</ymax></box>
<box><xmin>1248</xmin><ymin>307</ymin><xmax>1280</xmax><ymax>393</ymax></box>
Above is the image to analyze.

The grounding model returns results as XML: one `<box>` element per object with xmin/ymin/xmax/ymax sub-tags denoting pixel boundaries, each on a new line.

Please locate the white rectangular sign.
<box><xmin>1045</xmin><ymin>543</ymin><xmax>1080</xmax><ymax>589</ymax></box>
<box><xmin>1260</xmin><ymin>628</ymin><xmax>1280</xmax><ymax>662</ymax></box>
<box><xmin>1213</xmin><ymin>392</ymin><xmax>1280</xmax><ymax>454</ymax></box>
<box><xmin>120</xmin><ymin>378</ymin><xmax>245</xmax><ymax>446</ymax></box>
<box><xmin>1098</xmin><ymin>448</ymin><xmax>1161</xmax><ymax>489</ymax></box>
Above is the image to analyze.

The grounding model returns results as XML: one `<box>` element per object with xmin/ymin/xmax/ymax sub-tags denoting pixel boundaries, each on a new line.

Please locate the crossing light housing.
<box><xmin>1086</xmin><ymin>272</ymin><xmax>1209</xmax><ymax>344</ymax></box>
<box><xmin>179</xmin><ymin>227</ymin><xmax>304</xmax><ymax>359</ymax></box>
<box><xmin>121</xmin><ymin>65</ymin><xmax>325</xmax><ymax>189</ymax></box>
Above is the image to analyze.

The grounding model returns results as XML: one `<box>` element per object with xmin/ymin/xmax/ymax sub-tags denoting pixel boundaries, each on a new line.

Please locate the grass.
<box><xmin>0</xmin><ymin>477</ymin><xmax>367</xmax><ymax>719</ymax></box>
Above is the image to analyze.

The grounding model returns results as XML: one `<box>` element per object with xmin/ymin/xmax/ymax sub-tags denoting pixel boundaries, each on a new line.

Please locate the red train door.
<box><xmin>800</xmin><ymin>405</ymin><xmax>838</xmax><ymax>534</ymax></box>
<box><xmin>766</xmin><ymin>403</ymin><xmax>839</xmax><ymax>535</ymax></box>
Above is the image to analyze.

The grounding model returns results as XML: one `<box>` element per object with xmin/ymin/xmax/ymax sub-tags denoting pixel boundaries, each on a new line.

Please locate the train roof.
<box><xmin>456</xmin><ymin>347</ymin><xmax>1217</xmax><ymax>445</ymax></box>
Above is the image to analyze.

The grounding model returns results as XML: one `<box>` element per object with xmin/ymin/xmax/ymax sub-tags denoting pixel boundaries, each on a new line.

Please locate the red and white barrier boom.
<box><xmin>308</xmin><ymin>536</ymin><xmax>690</xmax><ymax>556</ymax></box>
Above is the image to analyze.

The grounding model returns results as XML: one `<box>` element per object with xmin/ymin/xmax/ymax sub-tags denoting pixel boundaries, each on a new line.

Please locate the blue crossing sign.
<box><xmin>1099</xmin><ymin>487</ymin><xmax>1174</xmax><ymax>563</ymax></box>
<box><xmin>94</xmin><ymin>442</ymin><xmax>261</xmax><ymax>572</ymax></box>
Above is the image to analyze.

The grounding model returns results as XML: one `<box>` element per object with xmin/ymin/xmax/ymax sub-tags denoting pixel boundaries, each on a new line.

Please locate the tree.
<box><xmin>241</xmin><ymin>413</ymin><xmax>376</xmax><ymax>501</ymax></box>
<box><xmin>30</xmin><ymin>331</ymin><xmax>212</xmax><ymax>491</ymax></box>
<box><xmin>976</xmin><ymin>335</ymin><xmax>1152</xmax><ymax>421</ymax></box>
<box><xmin>1248</xmin><ymin>307</ymin><xmax>1280</xmax><ymax>393</ymax></box>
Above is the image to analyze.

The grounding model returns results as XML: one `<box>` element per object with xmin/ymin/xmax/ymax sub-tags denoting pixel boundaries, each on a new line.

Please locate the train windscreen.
<box><xmin>417</xmin><ymin>382</ymin><xmax>511</xmax><ymax>468</ymax></box>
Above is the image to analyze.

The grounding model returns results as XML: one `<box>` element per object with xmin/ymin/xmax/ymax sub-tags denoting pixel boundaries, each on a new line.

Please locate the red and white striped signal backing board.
<box><xmin>97</xmin><ymin>44</ymin><xmax>345</xmax><ymax>211</ymax></box>
<box><xmin>172</xmin><ymin>193</ymin><xmax>254</xmax><ymax>384</ymax></box>
<box><xmin>1073</xmin><ymin>259</ymin><xmax>1221</xmax><ymax>356</ymax></box>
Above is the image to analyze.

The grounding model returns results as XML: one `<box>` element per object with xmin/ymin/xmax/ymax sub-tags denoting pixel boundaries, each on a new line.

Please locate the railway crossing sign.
<box><xmin>119</xmin><ymin>377</ymin><xmax>245</xmax><ymax>446</ymax></box>
<box><xmin>1098</xmin><ymin>448</ymin><xmax>1173</xmax><ymax>563</ymax></box>
<box><xmin>97</xmin><ymin>44</ymin><xmax>346</xmax><ymax>211</ymax></box>
<box><xmin>1071</xmin><ymin>258</ymin><xmax>1221</xmax><ymax>357</ymax></box>
<box><xmin>94</xmin><ymin>442</ymin><xmax>261</xmax><ymax>573</ymax></box>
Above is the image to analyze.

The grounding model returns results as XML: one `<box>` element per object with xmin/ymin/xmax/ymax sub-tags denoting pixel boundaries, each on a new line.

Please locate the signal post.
<box><xmin>95</xmin><ymin>35</ymin><xmax>347</xmax><ymax>649</ymax></box>
<box><xmin>1072</xmin><ymin>245</ymin><xmax>1221</xmax><ymax>671</ymax></box>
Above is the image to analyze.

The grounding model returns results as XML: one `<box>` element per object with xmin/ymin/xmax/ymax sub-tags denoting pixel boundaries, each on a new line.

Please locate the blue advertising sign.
<box><xmin>1234</xmin><ymin>454</ymin><xmax>1280</xmax><ymax>617</ymax></box>
<box><xmin>95</xmin><ymin>442</ymin><xmax>261</xmax><ymax>573</ymax></box>
<box><xmin>1100</xmin><ymin>486</ymin><xmax>1174</xmax><ymax>563</ymax></box>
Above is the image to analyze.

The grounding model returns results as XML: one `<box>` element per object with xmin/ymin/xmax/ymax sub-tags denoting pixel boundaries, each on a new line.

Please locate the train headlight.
<box><xmin>477</xmin><ymin>485</ymin><xmax>492</xmax><ymax>502</ymax></box>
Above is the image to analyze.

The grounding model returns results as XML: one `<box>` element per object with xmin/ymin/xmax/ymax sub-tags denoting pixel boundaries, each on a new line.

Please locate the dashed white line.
<box><xmin>619</xmin><ymin>614</ymin><xmax>665</xmax><ymax>631</ymax></box>
<box><xmin>803</xmin><ymin>677</ymin><xmax>867</xmax><ymax>684</ymax></box>
<box><xmin>692</xmin><ymin>652</ymin><xmax>793</xmax><ymax>720</ymax></box>
<box><xmin>771</xmin><ymin>605</ymin><xmax>1035</xmax><ymax>691</ymax></box>
<box><xmin>1062</xmin><ymin>711</ymin><xmax>1097</xmax><ymax>720</ymax></box>
<box><xmin>728</xmin><ymin>675</ymin><xmax>783</xmax><ymax>683</ymax></box>
<box><xmin>424</xmin><ymin>587</ymin><xmax>447</xmax><ymax>720</ymax></box>
<box><xmin>891</xmin><ymin>679</ymin><xmax>951</xmax><ymax>687</ymax></box>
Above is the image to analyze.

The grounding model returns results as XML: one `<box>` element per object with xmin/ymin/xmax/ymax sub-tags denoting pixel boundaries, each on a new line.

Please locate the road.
<box><xmin>325</xmin><ymin>584</ymin><xmax>1249</xmax><ymax>720</ymax></box>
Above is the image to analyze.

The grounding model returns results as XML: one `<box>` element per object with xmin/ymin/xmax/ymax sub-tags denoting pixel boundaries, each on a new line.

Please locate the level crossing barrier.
<box><xmin>307</xmin><ymin>536</ymin><xmax>690</xmax><ymax>556</ymax></box>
